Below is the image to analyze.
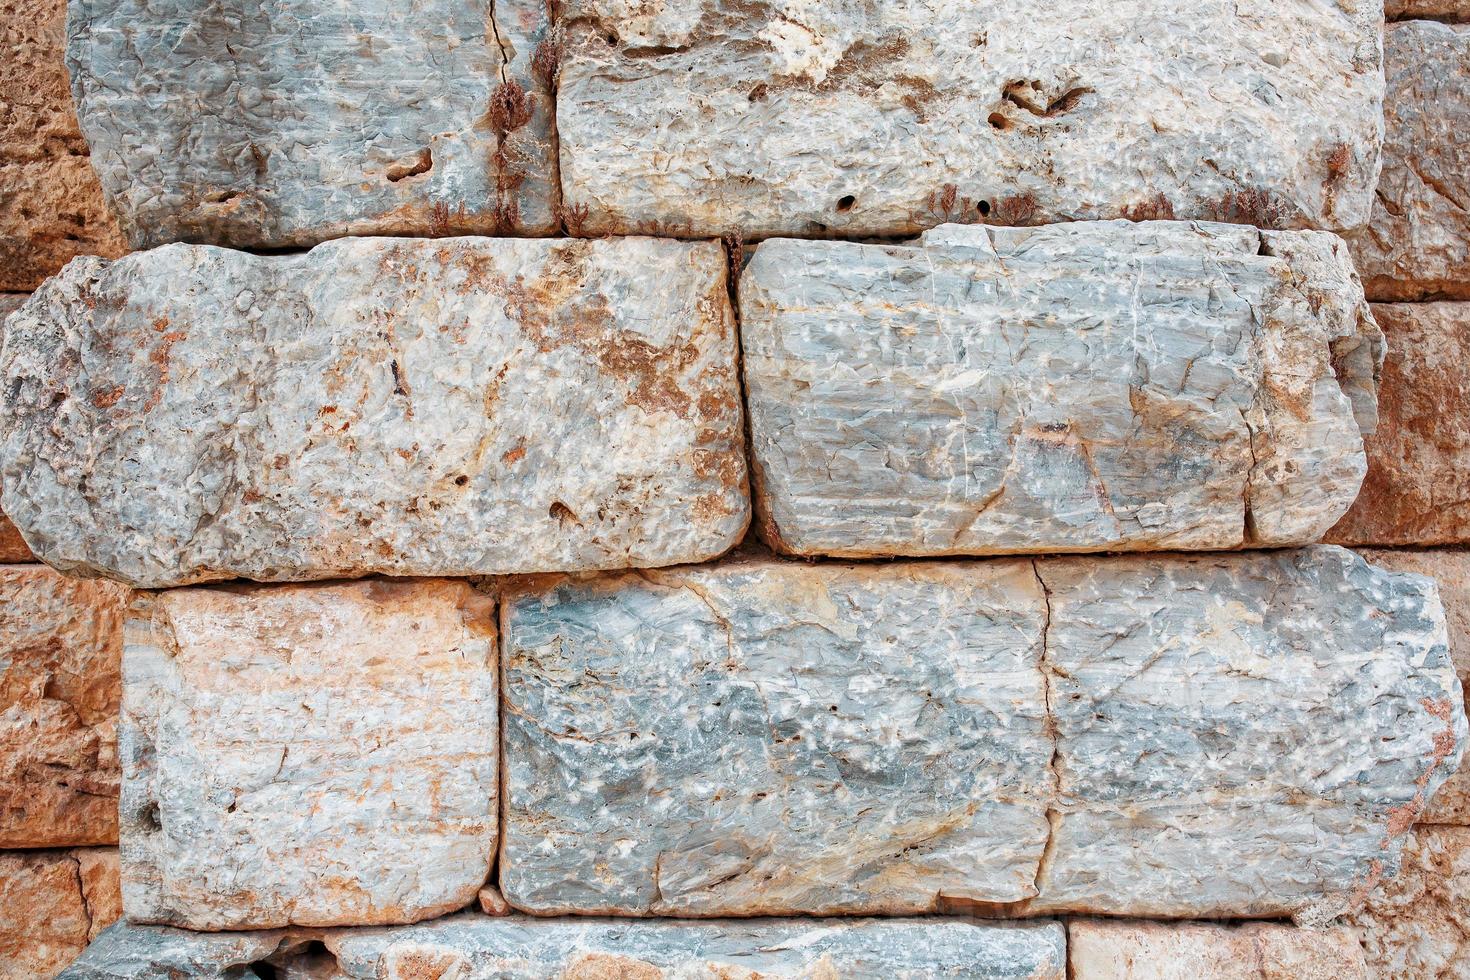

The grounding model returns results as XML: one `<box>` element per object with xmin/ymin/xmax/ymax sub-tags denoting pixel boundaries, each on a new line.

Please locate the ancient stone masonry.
<box><xmin>0</xmin><ymin>849</ymin><xmax>120</xmax><ymax>978</ymax></box>
<box><xmin>742</xmin><ymin>222</ymin><xmax>1380</xmax><ymax>557</ymax></box>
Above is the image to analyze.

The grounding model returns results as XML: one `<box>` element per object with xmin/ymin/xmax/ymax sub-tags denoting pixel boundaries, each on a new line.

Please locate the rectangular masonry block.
<box><xmin>0</xmin><ymin>237</ymin><xmax>747</xmax><ymax>587</ymax></box>
<box><xmin>0</xmin><ymin>848</ymin><xmax>120</xmax><ymax>980</ymax></box>
<box><xmin>66</xmin><ymin>0</ymin><xmax>559</xmax><ymax>248</ymax></box>
<box><xmin>60</xmin><ymin>914</ymin><xmax>1067</xmax><ymax>979</ymax></box>
<box><xmin>120</xmin><ymin>579</ymin><xmax>499</xmax><ymax>930</ymax></box>
<box><xmin>742</xmin><ymin>222</ymin><xmax>1380</xmax><ymax>558</ymax></box>
<box><xmin>0</xmin><ymin>565</ymin><xmax>127</xmax><ymax>847</ymax></box>
<box><xmin>1346</xmin><ymin>827</ymin><xmax>1470</xmax><ymax>979</ymax></box>
<box><xmin>1068</xmin><ymin>920</ymin><xmax>1368</xmax><ymax>980</ymax></box>
<box><xmin>500</xmin><ymin>546</ymin><xmax>1465</xmax><ymax>921</ymax></box>
<box><xmin>1328</xmin><ymin>304</ymin><xmax>1470</xmax><ymax>546</ymax></box>
<box><xmin>557</xmin><ymin>0</ymin><xmax>1383</xmax><ymax>239</ymax></box>
<box><xmin>1349</xmin><ymin>22</ymin><xmax>1470</xmax><ymax>301</ymax></box>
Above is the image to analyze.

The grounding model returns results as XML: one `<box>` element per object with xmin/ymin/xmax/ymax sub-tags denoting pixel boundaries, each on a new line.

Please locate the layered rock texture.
<box><xmin>1329</xmin><ymin>303</ymin><xmax>1470</xmax><ymax>545</ymax></box>
<box><xmin>1346</xmin><ymin>826</ymin><xmax>1470</xmax><ymax>978</ymax></box>
<box><xmin>0</xmin><ymin>0</ymin><xmax>126</xmax><ymax>290</ymax></box>
<box><xmin>743</xmin><ymin>222</ymin><xmax>1381</xmax><ymax>557</ymax></box>
<box><xmin>501</xmin><ymin>546</ymin><xmax>1464</xmax><ymax>920</ymax></box>
<box><xmin>1349</xmin><ymin>22</ymin><xmax>1470</xmax><ymax>301</ymax></box>
<box><xmin>556</xmin><ymin>0</ymin><xmax>1384</xmax><ymax>238</ymax></box>
<box><xmin>0</xmin><ymin>565</ymin><xmax>127</xmax><ymax>847</ymax></box>
<box><xmin>0</xmin><ymin>237</ymin><xmax>747</xmax><ymax>587</ymax></box>
<box><xmin>66</xmin><ymin>0</ymin><xmax>559</xmax><ymax>247</ymax></box>
<box><xmin>120</xmin><ymin>579</ymin><xmax>499</xmax><ymax>929</ymax></box>
<box><xmin>0</xmin><ymin>848</ymin><xmax>120</xmax><ymax>979</ymax></box>
<box><xmin>1067</xmin><ymin>920</ymin><xmax>1369</xmax><ymax>979</ymax></box>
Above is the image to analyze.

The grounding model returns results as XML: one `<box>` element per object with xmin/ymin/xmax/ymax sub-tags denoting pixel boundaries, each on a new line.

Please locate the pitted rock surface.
<box><xmin>0</xmin><ymin>848</ymin><xmax>120</xmax><ymax>979</ymax></box>
<box><xmin>1346</xmin><ymin>827</ymin><xmax>1470</xmax><ymax>979</ymax></box>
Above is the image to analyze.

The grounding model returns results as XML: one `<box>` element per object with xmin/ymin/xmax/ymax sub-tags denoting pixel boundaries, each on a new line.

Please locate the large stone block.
<box><xmin>557</xmin><ymin>0</ymin><xmax>1383</xmax><ymax>239</ymax></box>
<box><xmin>59</xmin><ymin>914</ymin><xmax>1067</xmax><ymax>979</ymax></box>
<box><xmin>1349</xmin><ymin>22</ymin><xmax>1470</xmax><ymax>301</ymax></box>
<box><xmin>0</xmin><ymin>847</ymin><xmax>120</xmax><ymax>980</ymax></box>
<box><xmin>0</xmin><ymin>565</ymin><xmax>127</xmax><ymax>847</ymax></box>
<box><xmin>1328</xmin><ymin>304</ymin><xmax>1470</xmax><ymax>545</ymax></box>
<box><xmin>742</xmin><ymin>222</ymin><xmax>1380</xmax><ymax>558</ymax></box>
<box><xmin>120</xmin><ymin>579</ymin><xmax>499</xmax><ymax>929</ymax></box>
<box><xmin>0</xmin><ymin>0</ymin><xmax>126</xmax><ymax>291</ymax></box>
<box><xmin>66</xmin><ymin>0</ymin><xmax>559</xmax><ymax>248</ymax></box>
<box><xmin>501</xmin><ymin>546</ymin><xmax>1464</xmax><ymax>920</ymax></box>
<box><xmin>1346</xmin><ymin>826</ymin><xmax>1470</xmax><ymax>978</ymax></box>
<box><xmin>0</xmin><ymin>237</ymin><xmax>747</xmax><ymax>587</ymax></box>
<box><xmin>1068</xmin><ymin>920</ymin><xmax>1368</xmax><ymax>979</ymax></box>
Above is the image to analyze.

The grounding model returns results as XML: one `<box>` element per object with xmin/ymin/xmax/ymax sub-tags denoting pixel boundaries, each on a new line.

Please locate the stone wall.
<box><xmin>1</xmin><ymin>1</ymin><xmax>1469</xmax><ymax>978</ymax></box>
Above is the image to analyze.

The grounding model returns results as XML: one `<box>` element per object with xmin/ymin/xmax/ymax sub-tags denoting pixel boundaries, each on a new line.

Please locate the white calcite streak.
<box><xmin>742</xmin><ymin>221</ymin><xmax>1380</xmax><ymax>558</ymax></box>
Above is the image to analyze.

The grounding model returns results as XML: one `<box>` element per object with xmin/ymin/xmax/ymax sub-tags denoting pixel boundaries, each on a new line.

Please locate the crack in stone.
<box><xmin>1030</xmin><ymin>559</ymin><xmax>1061</xmax><ymax>902</ymax></box>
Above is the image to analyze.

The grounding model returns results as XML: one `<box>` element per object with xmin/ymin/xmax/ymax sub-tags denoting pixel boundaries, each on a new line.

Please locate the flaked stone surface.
<box><xmin>501</xmin><ymin>546</ymin><xmax>1464</xmax><ymax>919</ymax></box>
<box><xmin>557</xmin><ymin>0</ymin><xmax>1383</xmax><ymax>239</ymax></box>
<box><xmin>1068</xmin><ymin>920</ymin><xmax>1368</xmax><ymax>979</ymax></box>
<box><xmin>1327</xmin><ymin>304</ymin><xmax>1470</xmax><ymax>545</ymax></box>
<box><xmin>120</xmin><ymin>578</ymin><xmax>499</xmax><ymax>929</ymax></box>
<box><xmin>66</xmin><ymin>0</ymin><xmax>558</xmax><ymax>248</ymax></box>
<box><xmin>1349</xmin><ymin>23</ymin><xmax>1470</xmax><ymax>301</ymax></box>
<box><xmin>1346</xmin><ymin>826</ymin><xmax>1470</xmax><ymax>979</ymax></box>
<box><xmin>60</xmin><ymin>915</ymin><xmax>1066</xmax><ymax>979</ymax></box>
<box><xmin>0</xmin><ymin>565</ymin><xmax>127</xmax><ymax>847</ymax></box>
<box><xmin>1358</xmin><ymin>548</ymin><xmax>1470</xmax><ymax>826</ymax></box>
<box><xmin>0</xmin><ymin>237</ymin><xmax>747</xmax><ymax>587</ymax></box>
<box><xmin>743</xmin><ymin>222</ymin><xmax>1380</xmax><ymax>558</ymax></box>
<box><xmin>0</xmin><ymin>0</ymin><xmax>126</xmax><ymax>290</ymax></box>
<box><xmin>0</xmin><ymin>847</ymin><xmax>121</xmax><ymax>980</ymax></box>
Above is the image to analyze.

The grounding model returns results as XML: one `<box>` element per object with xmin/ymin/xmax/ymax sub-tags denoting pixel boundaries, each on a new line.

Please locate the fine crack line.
<box><xmin>1031</xmin><ymin>559</ymin><xmax>1062</xmax><ymax>901</ymax></box>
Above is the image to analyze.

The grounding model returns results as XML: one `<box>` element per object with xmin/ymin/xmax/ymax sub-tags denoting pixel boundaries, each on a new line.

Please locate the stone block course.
<box><xmin>0</xmin><ymin>236</ymin><xmax>747</xmax><ymax>587</ymax></box>
<box><xmin>0</xmin><ymin>847</ymin><xmax>120</xmax><ymax>980</ymax></box>
<box><xmin>500</xmin><ymin>546</ymin><xmax>1464</xmax><ymax>921</ymax></box>
<box><xmin>120</xmin><ymin>578</ymin><xmax>499</xmax><ymax>930</ymax></box>
<box><xmin>1068</xmin><ymin>920</ymin><xmax>1368</xmax><ymax>979</ymax></box>
<box><xmin>743</xmin><ymin>222</ymin><xmax>1380</xmax><ymax>558</ymax></box>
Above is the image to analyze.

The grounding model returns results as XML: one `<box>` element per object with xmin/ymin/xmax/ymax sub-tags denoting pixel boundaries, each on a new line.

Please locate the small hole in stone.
<box><xmin>836</xmin><ymin>194</ymin><xmax>856</xmax><ymax>212</ymax></box>
<box><xmin>550</xmin><ymin>501</ymin><xmax>579</xmax><ymax>523</ymax></box>
<box><xmin>140</xmin><ymin>802</ymin><xmax>161</xmax><ymax>831</ymax></box>
<box><xmin>453</xmin><ymin>474</ymin><xmax>469</xmax><ymax>486</ymax></box>
<box><xmin>977</xmin><ymin>200</ymin><xmax>992</xmax><ymax>216</ymax></box>
<box><xmin>604</xmin><ymin>32</ymin><xmax>618</xmax><ymax>46</ymax></box>
<box><xmin>988</xmin><ymin>112</ymin><xmax>1009</xmax><ymax>130</ymax></box>
<box><xmin>249</xmin><ymin>962</ymin><xmax>280</xmax><ymax>980</ymax></box>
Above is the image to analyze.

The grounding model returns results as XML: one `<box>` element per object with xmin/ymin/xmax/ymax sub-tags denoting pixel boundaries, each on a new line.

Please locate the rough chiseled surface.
<box><xmin>557</xmin><ymin>0</ymin><xmax>1383</xmax><ymax>239</ymax></box>
<box><xmin>1358</xmin><ymin>549</ymin><xmax>1470</xmax><ymax>826</ymax></box>
<box><xmin>1328</xmin><ymin>304</ymin><xmax>1470</xmax><ymax>545</ymax></box>
<box><xmin>1068</xmin><ymin>920</ymin><xmax>1368</xmax><ymax>979</ymax></box>
<box><xmin>59</xmin><ymin>915</ymin><xmax>1067</xmax><ymax>979</ymax></box>
<box><xmin>1349</xmin><ymin>23</ymin><xmax>1470</xmax><ymax>301</ymax></box>
<box><xmin>120</xmin><ymin>579</ymin><xmax>499</xmax><ymax>929</ymax></box>
<box><xmin>743</xmin><ymin>222</ymin><xmax>1380</xmax><ymax>558</ymax></box>
<box><xmin>0</xmin><ymin>847</ymin><xmax>120</xmax><ymax>980</ymax></box>
<box><xmin>66</xmin><ymin>0</ymin><xmax>559</xmax><ymax>248</ymax></box>
<box><xmin>1346</xmin><ymin>826</ymin><xmax>1470</xmax><ymax>979</ymax></box>
<box><xmin>0</xmin><ymin>0</ymin><xmax>126</xmax><ymax>290</ymax></box>
<box><xmin>0</xmin><ymin>237</ymin><xmax>747</xmax><ymax>587</ymax></box>
<box><xmin>502</xmin><ymin>546</ymin><xmax>1464</xmax><ymax>920</ymax></box>
<box><xmin>0</xmin><ymin>565</ymin><xmax>127</xmax><ymax>847</ymax></box>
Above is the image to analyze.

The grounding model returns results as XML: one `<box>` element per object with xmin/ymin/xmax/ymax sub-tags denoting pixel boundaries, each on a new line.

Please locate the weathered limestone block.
<box><xmin>0</xmin><ymin>295</ymin><xmax>33</xmax><ymax>561</ymax></box>
<box><xmin>66</xmin><ymin>0</ymin><xmax>559</xmax><ymax>248</ymax></box>
<box><xmin>1328</xmin><ymin>304</ymin><xmax>1470</xmax><ymax>545</ymax></box>
<box><xmin>60</xmin><ymin>915</ymin><xmax>1067</xmax><ymax>979</ymax></box>
<box><xmin>0</xmin><ymin>0</ymin><xmax>126</xmax><ymax>290</ymax></box>
<box><xmin>1346</xmin><ymin>826</ymin><xmax>1470</xmax><ymax>978</ymax></box>
<box><xmin>501</xmin><ymin>546</ymin><xmax>1464</xmax><ymax>919</ymax></box>
<box><xmin>120</xmin><ymin>579</ymin><xmax>499</xmax><ymax>929</ymax></box>
<box><xmin>557</xmin><ymin>0</ymin><xmax>1383</xmax><ymax>239</ymax></box>
<box><xmin>1068</xmin><ymin>920</ymin><xmax>1368</xmax><ymax>979</ymax></box>
<box><xmin>1349</xmin><ymin>23</ymin><xmax>1470</xmax><ymax>301</ymax></box>
<box><xmin>0</xmin><ymin>565</ymin><xmax>126</xmax><ymax>847</ymax></box>
<box><xmin>1359</xmin><ymin>548</ymin><xmax>1470</xmax><ymax>826</ymax></box>
<box><xmin>743</xmin><ymin>222</ymin><xmax>1380</xmax><ymax>558</ymax></box>
<box><xmin>0</xmin><ymin>237</ymin><xmax>747</xmax><ymax>587</ymax></box>
<box><xmin>0</xmin><ymin>847</ymin><xmax>121</xmax><ymax>980</ymax></box>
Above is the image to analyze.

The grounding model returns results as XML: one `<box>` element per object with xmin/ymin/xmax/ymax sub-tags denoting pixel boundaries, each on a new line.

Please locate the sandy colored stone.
<box><xmin>120</xmin><ymin>578</ymin><xmax>499</xmax><ymax>929</ymax></box>
<box><xmin>557</xmin><ymin>0</ymin><xmax>1383</xmax><ymax>239</ymax></box>
<box><xmin>1328</xmin><ymin>304</ymin><xmax>1470</xmax><ymax>545</ymax></box>
<box><xmin>66</xmin><ymin>0</ymin><xmax>558</xmax><ymax>248</ymax></box>
<box><xmin>501</xmin><ymin>546</ymin><xmax>1463</xmax><ymax>920</ymax></box>
<box><xmin>476</xmin><ymin>885</ymin><xmax>511</xmax><ymax>917</ymax></box>
<box><xmin>0</xmin><ymin>848</ymin><xmax>121</xmax><ymax>980</ymax></box>
<box><xmin>1068</xmin><ymin>920</ymin><xmax>1368</xmax><ymax>979</ymax></box>
<box><xmin>743</xmin><ymin>222</ymin><xmax>1381</xmax><ymax>558</ymax></box>
<box><xmin>1386</xmin><ymin>2</ymin><xmax>1470</xmax><ymax>16</ymax></box>
<box><xmin>1349</xmin><ymin>22</ymin><xmax>1470</xmax><ymax>301</ymax></box>
<box><xmin>1346</xmin><ymin>826</ymin><xmax>1470</xmax><ymax>979</ymax></box>
<box><xmin>0</xmin><ymin>0</ymin><xmax>126</xmax><ymax>291</ymax></box>
<box><xmin>0</xmin><ymin>237</ymin><xmax>747</xmax><ymax>587</ymax></box>
<box><xmin>0</xmin><ymin>564</ymin><xmax>127</xmax><ymax>847</ymax></box>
